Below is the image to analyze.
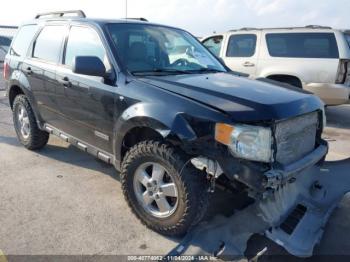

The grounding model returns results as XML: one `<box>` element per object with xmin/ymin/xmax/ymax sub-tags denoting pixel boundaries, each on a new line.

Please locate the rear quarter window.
<box><xmin>10</xmin><ymin>25</ymin><xmax>38</xmax><ymax>57</ymax></box>
<box><xmin>266</xmin><ymin>33</ymin><xmax>339</xmax><ymax>58</ymax></box>
<box><xmin>345</xmin><ymin>34</ymin><xmax>350</xmax><ymax>48</ymax></box>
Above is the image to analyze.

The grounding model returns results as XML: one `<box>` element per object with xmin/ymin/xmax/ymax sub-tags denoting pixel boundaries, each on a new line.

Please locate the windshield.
<box><xmin>106</xmin><ymin>23</ymin><xmax>226</xmax><ymax>75</ymax></box>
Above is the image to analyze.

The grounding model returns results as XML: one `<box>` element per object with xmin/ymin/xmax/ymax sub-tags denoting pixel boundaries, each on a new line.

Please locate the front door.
<box><xmin>223</xmin><ymin>33</ymin><xmax>259</xmax><ymax>76</ymax></box>
<box><xmin>55</xmin><ymin>25</ymin><xmax>116</xmax><ymax>153</ymax></box>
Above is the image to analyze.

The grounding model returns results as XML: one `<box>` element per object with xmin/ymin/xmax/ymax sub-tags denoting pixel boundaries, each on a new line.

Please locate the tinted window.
<box><xmin>65</xmin><ymin>26</ymin><xmax>107</xmax><ymax>68</ymax></box>
<box><xmin>266</xmin><ymin>33</ymin><xmax>339</xmax><ymax>58</ymax></box>
<box><xmin>33</xmin><ymin>25</ymin><xmax>66</xmax><ymax>62</ymax></box>
<box><xmin>202</xmin><ymin>36</ymin><xmax>223</xmax><ymax>57</ymax></box>
<box><xmin>226</xmin><ymin>34</ymin><xmax>257</xmax><ymax>57</ymax></box>
<box><xmin>10</xmin><ymin>25</ymin><xmax>37</xmax><ymax>57</ymax></box>
<box><xmin>345</xmin><ymin>34</ymin><xmax>350</xmax><ymax>48</ymax></box>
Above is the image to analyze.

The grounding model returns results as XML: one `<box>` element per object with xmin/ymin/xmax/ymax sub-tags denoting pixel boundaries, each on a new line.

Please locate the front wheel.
<box><xmin>121</xmin><ymin>141</ymin><xmax>210</xmax><ymax>236</ymax></box>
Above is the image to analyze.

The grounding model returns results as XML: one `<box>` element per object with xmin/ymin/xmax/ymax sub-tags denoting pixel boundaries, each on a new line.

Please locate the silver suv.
<box><xmin>202</xmin><ymin>26</ymin><xmax>350</xmax><ymax>105</ymax></box>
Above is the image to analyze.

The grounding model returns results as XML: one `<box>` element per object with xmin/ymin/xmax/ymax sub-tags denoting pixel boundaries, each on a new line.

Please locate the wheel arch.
<box><xmin>114</xmin><ymin>105</ymin><xmax>198</xmax><ymax>165</ymax></box>
<box><xmin>265</xmin><ymin>74</ymin><xmax>303</xmax><ymax>88</ymax></box>
<box><xmin>7</xmin><ymin>80</ymin><xmax>44</xmax><ymax>128</ymax></box>
<box><xmin>8</xmin><ymin>84</ymin><xmax>25</xmax><ymax>109</ymax></box>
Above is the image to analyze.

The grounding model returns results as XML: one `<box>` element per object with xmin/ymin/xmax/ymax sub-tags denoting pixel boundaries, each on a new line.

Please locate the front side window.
<box><xmin>202</xmin><ymin>36</ymin><xmax>223</xmax><ymax>57</ymax></box>
<box><xmin>33</xmin><ymin>25</ymin><xmax>66</xmax><ymax>62</ymax></box>
<box><xmin>266</xmin><ymin>33</ymin><xmax>339</xmax><ymax>58</ymax></box>
<box><xmin>64</xmin><ymin>26</ymin><xmax>108</xmax><ymax>68</ymax></box>
<box><xmin>226</xmin><ymin>34</ymin><xmax>257</xmax><ymax>57</ymax></box>
<box><xmin>106</xmin><ymin>23</ymin><xmax>226</xmax><ymax>75</ymax></box>
<box><xmin>10</xmin><ymin>25</ymin><xmax>37</xmax><ymax>57</ymax></box>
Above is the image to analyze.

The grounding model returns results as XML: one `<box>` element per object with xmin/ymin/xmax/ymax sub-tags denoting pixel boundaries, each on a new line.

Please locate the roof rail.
<box><xmin>239</xmin><ymin>27</ymin><xmax>259</xmax><ymax>31</ymax></box>
<box><xmin>230</xmin><ymin>25</ymin><xmax>333</xmax><ymax>32</ymax></box>
<box><xmin>123</xmin><ymin>18</ymin><xmax>148</xmax><ymax>22</ymax></box>
<box><xmin>305</xmin><ymin>25</ymin><xmax>332</xmax><ymax>29</ymax></box>
<box><xmin>35</xmin><ymin>10</ymin><xmax>86</xmax><ymax>19</ymax></box>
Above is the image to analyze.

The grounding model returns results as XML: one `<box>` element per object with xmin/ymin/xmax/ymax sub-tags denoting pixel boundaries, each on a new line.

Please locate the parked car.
<box><xmin>4</xmin><ymin>10</ymin><xmax>332</xmax><ymax>256</ymax></box>
<box><xmin>202</xmin><ymin>26</ymin><xmax>350</xmax><ymax>105</ymax></box>
<box><xmin>0</xmin><ymin>36</ymin><xmax>12</xmax><ymax>62</ymax></box>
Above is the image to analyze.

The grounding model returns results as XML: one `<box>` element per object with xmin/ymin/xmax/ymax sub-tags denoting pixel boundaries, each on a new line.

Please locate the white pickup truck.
<box><xmin>202</xmin><ymin>26</ymin><xmax>350</xmax><ymax>105</ymax></box>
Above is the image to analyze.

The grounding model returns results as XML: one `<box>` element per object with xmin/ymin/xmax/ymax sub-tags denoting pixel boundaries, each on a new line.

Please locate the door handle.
<box><xmin>242</xmin><ymin>61</ymin><xmax>255</xmax><ymax>67</ymax></box>
<box><xmin>23</xmin><ymin>67</ymin><xmax>32</xmax><ymax>75</ymax></box>
<box><xmin>58</xmin><ymin>76</ymin><xmax>72</xmax><ymax>88</ymax></box>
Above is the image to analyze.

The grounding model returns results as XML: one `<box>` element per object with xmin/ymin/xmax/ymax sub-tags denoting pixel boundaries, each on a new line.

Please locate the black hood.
<box><xmin>139</xmin><ymin>73</ymin><xmax>323</xmax><ymax>122</ymax></box>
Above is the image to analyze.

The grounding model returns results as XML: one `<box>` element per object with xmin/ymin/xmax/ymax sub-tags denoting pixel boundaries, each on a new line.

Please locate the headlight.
<box><xmin>215</xmin><ymin>123</ymin><xmax>273</xmax><ymax>162</ymax></box>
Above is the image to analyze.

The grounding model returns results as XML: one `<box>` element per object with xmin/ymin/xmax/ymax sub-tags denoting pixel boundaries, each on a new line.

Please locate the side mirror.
<box><xmin>73</xmin><ymin>56</ymin><xmax>106</xmax><ymax>77</ymax></box>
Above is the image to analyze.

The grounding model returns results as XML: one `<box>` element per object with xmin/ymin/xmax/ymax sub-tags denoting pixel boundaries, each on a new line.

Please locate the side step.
<box><xmin>44</xmin><ymin>124</ymin><xmax>113</xmax><ymax>165</ymax></box>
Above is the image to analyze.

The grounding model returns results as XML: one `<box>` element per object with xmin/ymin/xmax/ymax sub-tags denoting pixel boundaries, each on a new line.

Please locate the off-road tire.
<box><xmin>12</xmin><ymin>94</ymin><xmax>49</xmax><ymax>150</ymax></box>
<box><xmin>121</xmin><ymin>141</ymin><xmax>210</xmax><ymax>236</ymax></box>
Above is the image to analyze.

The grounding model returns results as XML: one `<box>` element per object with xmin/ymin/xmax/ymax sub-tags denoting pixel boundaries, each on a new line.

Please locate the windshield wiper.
<box><xmin>190</xmin><ymin>68</ymin><xmax>226</xmax><ymax>74</ymax></box>
<box><xmin>132</xmin><ymin>68</ymin><xmax>192</xmax><ymax>76</ymax></box>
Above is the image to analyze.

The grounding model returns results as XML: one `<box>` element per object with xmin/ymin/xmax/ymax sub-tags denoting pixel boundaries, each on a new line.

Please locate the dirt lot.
<box><xmin>0</xmin><ymin>69</ymin><xmax>350</xmax><ymax>261</ymax></box>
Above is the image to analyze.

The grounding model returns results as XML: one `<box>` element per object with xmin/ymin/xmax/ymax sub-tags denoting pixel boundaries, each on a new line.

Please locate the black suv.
<box><xmin>4</xmin><ymin>10</ymin><xmax>327</xmax><ymax>237</ymax></box>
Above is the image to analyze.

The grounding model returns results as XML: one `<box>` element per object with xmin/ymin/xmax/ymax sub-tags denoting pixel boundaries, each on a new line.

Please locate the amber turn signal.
<box><xmin>215</xmin><ymin>123</ymin><xmax>234</xmax><ymax>145</ymax></box>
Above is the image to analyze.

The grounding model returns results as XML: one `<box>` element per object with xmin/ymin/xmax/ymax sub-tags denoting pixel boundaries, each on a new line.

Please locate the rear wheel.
<box><xmin>13</xmin><ymin>95</ymin><xmax>49</xmax><ymax>150</ymax></box>
<box><xmin>121</xmin><ymin>141</ymin><xmax>210</xmax><ymax>236</ymax></box>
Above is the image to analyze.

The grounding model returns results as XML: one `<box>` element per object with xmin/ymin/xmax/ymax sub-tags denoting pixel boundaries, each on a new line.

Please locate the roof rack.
<box><xmin>305</xmin><ymin>25</ymin><xmax>332</xmax><ymax>29</ymax></box>
<box><xmin>123</xmin><ymin>18</ymin><xmax>148</xmax><ymax>22</ymax></box>
<box><xmin>35</xmin><ymin>10</ymin><xmax>86</xmax><ymax>19</ymax></box>
<box><xmin>230</xmin><ymin>25</ymin><xmax>332</xmax><ymax>32</ymax></box>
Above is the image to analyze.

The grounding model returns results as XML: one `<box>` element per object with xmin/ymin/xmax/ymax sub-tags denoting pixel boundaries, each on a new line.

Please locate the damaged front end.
<box><xmin>182</xmin><ymin>111</ymin><xmax>350</xmax><ymax>258</ymax></box>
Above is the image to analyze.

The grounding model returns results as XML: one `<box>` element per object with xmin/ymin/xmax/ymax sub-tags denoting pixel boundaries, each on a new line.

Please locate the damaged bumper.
<box><xmin>174</xmin><ymin>157</ymin><xmax>350</xmax><ymax>259</ymax></box>
<box><xmin>261</xmin><ymin>157</ymin><xmax>349</xmax><ymax>257</ymax></box>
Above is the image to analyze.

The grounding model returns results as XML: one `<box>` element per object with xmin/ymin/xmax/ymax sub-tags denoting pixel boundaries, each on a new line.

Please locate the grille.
<box><xmin>275</xmin><ymin>112</ymin><xmax>318</xmax><ymax>165</ymax></box>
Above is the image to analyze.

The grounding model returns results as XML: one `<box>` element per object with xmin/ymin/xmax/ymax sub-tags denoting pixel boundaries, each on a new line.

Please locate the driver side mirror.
<box><xmin>73</xmin><ymin>56</ymin><xmax>106</xmax><ymax>77</ymax></box>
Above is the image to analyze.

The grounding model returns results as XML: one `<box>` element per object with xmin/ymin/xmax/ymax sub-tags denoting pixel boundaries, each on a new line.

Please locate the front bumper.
<box><xmin>303</xmin><ymin>82</ymin><xmax>350</xmax><ymax>106</ymax></box>
<box><xmin>263</xmin><ymin>144</ymin><xmax>328</xmax><ymax>190</ymax></box>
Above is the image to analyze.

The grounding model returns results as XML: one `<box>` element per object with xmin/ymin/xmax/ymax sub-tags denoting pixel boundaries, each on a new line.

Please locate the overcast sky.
<box><xmin>1</xmin><ymin>0</ymin><xmax>349</xmax><ymax>36</ymax></box>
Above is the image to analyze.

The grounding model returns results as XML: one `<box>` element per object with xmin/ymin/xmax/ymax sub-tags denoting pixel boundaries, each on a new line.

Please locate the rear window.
<box><xmin>266</xmin><ymin>33</ymin><xmax>339</xmax><ymax>58</ymax></box>
<box><xmin>33</xmin><ymin>25</ymin><xmax>66</xmax><ymax>63</ymax></box>
<box><xmin>10</xmin><ymin>25</ymin><xmax>38</xmax><ymax>57</ymax></box>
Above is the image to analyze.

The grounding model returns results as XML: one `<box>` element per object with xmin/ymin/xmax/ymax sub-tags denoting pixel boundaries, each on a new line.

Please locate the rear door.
<box><xmin>258</xmin><ymin>32</ymin><xmax>340</xmax><ymax>85</ymax></box>
<box><xmin>223</xmin><ymin>32</ymin><xmax>260</xmax><ymax>75</ymax></box>
<box><xmin>22</xmin><ymin>24</ymin><xmax>68</xmax><ymax>125</ymax></box>
<box><xmin>55</xmin><ymin>25</ymin><xmax>116</xmax><ymax>153</ymax></box>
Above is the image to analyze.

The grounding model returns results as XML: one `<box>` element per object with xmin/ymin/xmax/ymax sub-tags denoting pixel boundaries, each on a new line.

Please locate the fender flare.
<box><xmin>113</xmin><ymin>102</ymin><xmax>197</xmax><ymax>162</ymax></box>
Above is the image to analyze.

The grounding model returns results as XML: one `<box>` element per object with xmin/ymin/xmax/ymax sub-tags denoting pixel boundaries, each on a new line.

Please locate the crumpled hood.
<box><xmin>139</xmin><ymin>73</ymin><xmax>323</xmax><ymax>122</ymax></box>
